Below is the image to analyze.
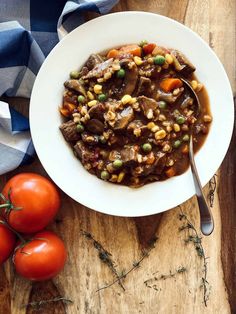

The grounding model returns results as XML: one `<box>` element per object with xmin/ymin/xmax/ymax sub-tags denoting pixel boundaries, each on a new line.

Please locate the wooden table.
<box><xmin>1</xmin><ymin>1</ymin><xmax>235</xmax><ymax>313</ymax></box>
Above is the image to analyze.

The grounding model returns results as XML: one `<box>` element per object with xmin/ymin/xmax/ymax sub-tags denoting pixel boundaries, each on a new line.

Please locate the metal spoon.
<box><xmin>180</xmin><ymin>78</ymin><xmax>214</xmax><ymax>236</ymax></box>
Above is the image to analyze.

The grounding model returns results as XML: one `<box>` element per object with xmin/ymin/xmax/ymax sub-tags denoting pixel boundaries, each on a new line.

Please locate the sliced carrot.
<box><xmin>160</xmin><ymin>78</ymin><xmax>183</xmax><ymax>92</ymax></box>
<box><xmin>142</xmin><ymin>43</ymin><xmax>156</xmax><ymax>55</ymax></box>
<box><xmin>120</xmin><ymin>44</ymin><xmax>142</xmax><ymax>57</ymax></box>
<box><xmin>107</xmin><ymin>49</ymin><xmax>119</xmax><ymax>59</ymax></box>
<box><xmin>182</xmin><ymin>144</ymin><xmax>189</xmax><ymax>154</ymax></box>
<box><xmin>64</xmin><ymin>103</ymin><xmax>76</xmax><ymax>113</ymax></box>
<box><xmin>165</xmin><ymin>167</ymin><xmax>176</xmax><ymax>178</ymax></box>
<box><xmin>60</xmin><ymin>107</ymin><xmax>70</xmax><ymax>117</ymax></box>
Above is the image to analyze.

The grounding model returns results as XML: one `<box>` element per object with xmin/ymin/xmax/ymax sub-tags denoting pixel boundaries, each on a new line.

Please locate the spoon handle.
<box><xmin>189</xmin><ymin>136</ymin><xmax>214</xmax><ymax>236</ymax></box>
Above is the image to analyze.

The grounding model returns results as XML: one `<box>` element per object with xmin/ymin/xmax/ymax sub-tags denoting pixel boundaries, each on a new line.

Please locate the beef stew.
<box><xmin>59</xmin><ymin>42</ymin><xmax>212</xmax><ymax>187</ymax></box>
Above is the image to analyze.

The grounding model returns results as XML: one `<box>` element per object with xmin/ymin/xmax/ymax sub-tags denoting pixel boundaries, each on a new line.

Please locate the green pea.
<box><xmin>183</xmin><ymin>134</ymin><xmax>190</xmax><ymax>142</ymax></box>
<box><xmin>76</xmin><ymin>124</ymin><xmax>84</xmax><ymax>133</ymax></box>
<box><xmin>153</xmin><ymin>55</ymin><xmax>165</xmax><ymax>65</ymax></box>
<box><xmin>70</xmin><ymin>70</ymin><xmax>80</xmax><ymax>79</ymax></box>
<box><xmin>101</xmin><ymin>170</ymin><xmax>110</xmax><ymax>180</ymax></box>
<box><xmin>173</xmin><ymin>140</ymin><xmax>182</xmax><ymax>148</ymax></box>
<box><xmin>77</xmin><ymin>95</ymin><xmax>85</xmax><ymax>103</ymax></box>
<box><xmin>98</xmin><ymin>93</ymin><xmax>107</xmax><ymax>102</ymax></box>
<box><xmin>158</xmin><ymin>101</ymin><xmax>167</xmax><ymax>109</ymax></box>
<box><xmin>139</xmin><ymin>40</ymin><xmax>148</xmax><ymax>47</ymax></box>
<box><xmin>117</xmin><ymin>68</ymin><xmax>126</xmax><ymax>79</ymax></box>
<box><xmin>142</xmin><ymin>143</ymin><xmax>152</xmax><ymax>153</ymax></box>
<box><xmin>99</xmin><ymin>135</ymin><xmax>106</xmax><ymax>144</ymax></box>
<box><xmin>113</xmin><ymin>159</ymin><xmax>123</xmax><ymax>169</ymax></box>
<box><xmin>176</xmin><ymin>116</ymin><xmax>186</xmax><ymax>124</ymax></box>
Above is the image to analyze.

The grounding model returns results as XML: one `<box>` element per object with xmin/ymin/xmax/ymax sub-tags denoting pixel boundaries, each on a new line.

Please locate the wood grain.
<box><xmin>0</xmin><ymin>0</ymin><xmax>235</xmax><ymax>313</ymax></box>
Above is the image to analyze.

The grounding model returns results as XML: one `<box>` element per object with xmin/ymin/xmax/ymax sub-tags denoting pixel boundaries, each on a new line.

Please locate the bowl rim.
<box><xmin>30</xmin><ymin>11</ymin><xmax>234</xmax><ymax>217</ymax></box>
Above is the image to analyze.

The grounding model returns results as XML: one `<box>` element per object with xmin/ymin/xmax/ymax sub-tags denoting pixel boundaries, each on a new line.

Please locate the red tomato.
<box><xmin>14</xmin><ymin>231</ymin><xmax>67</xmax><ymax>281</ymax></box>
<box><xmin>143</xmin><ymin>43</ymin><xmax>156</xmax><ymax>55</ymax></box>
<box><xmin>0</xmin><ymin>221</ymin><xmax>15</xmax><ymax>264</ymax></box>
<box><xmin>1</xmin><ymin>173</ymin><xmax>60</xmax><ymax>233</ymax></box>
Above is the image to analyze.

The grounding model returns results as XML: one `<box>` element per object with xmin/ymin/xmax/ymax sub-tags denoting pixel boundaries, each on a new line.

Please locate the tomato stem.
<box><xmin>0</xmin><ymin>220</ymin><xmax>25</xmax><ymax>243</ymax></box>
<box><xmin>0</xmin><ymin>203</ymin><xmax>11</xmax><ymax>209</ymax></box>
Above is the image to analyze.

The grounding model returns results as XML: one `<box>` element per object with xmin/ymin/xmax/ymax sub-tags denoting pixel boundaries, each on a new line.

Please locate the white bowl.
<box><xmin>30</xmin><ymin>12</ymin><xmax>234</xmax><ymax>217</ymax></box>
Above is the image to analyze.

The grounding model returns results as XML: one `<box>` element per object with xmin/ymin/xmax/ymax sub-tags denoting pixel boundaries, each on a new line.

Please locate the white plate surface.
<box><xmin>30</xmin><ymin>12</ymin><xmax>234</xmax><ymax>217</ymax></box>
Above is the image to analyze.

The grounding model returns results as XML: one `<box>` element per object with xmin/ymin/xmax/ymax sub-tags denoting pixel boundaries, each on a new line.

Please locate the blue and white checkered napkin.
<box><xmin>0</xmin><ymin>0</ymin><xmax>118</xmax><ymax>175</ymax></box>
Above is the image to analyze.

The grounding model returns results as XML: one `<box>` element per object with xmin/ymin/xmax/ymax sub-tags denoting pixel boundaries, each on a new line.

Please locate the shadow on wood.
<box><xmin>134</xmin><ymin>214</ymin><xmax>163</xmax><ymax>248</ymax></box>
<box><xmin>26</xmin><ymin>281</ymin><xmax>67</xmax><ymax>314</ymax></box>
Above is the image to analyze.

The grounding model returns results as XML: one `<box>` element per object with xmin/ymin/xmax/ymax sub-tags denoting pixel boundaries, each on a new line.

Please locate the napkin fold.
<box><xmin>0</xmin><ymin>0</ymin><xmax>118</xmax><ymax>175</ymax></box>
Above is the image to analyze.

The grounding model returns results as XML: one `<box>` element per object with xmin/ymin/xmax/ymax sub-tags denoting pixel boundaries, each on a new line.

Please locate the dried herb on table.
<box><xmin>178</xmin><ymin>207</ymin><xmax>210</xmax><ymax>306</ymax></box>
<box><xmin>144</xmin><ymin>266</ymin><xmax>187</xmax><ymax>290</ymax></box>
<box><xmin>22</xmin><ymin>297</ymin><xmax>73</xmax><ymax>309</ymax></box>
<box><xmin>96</xmin><ymin>237</ymin><xmax>158</xmax><ymax>292</ymax></box>
<box><xmin>82</xmin><ymin>230</ymin><xmax>157</xmax><ymax>292</ymax></box>
<box><xmin>81</xmin><ymin>230</ymin><xmax>125</xmax><ymax>291</ymax></box>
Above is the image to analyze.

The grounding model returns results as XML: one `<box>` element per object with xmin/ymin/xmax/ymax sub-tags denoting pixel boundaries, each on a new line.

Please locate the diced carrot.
<box><xmin>142</xmin><ymin>43</ymin><xmax>156</xmax><ymax>55</ymax></box>
<box><xmin>120</xmin><ymin>44</ymin><xmax>142</xmax><ymax>57</ymax></box>
<box><xmin>107</xmin><ymin>49</ymin><xmax>119</xmax><ymax>59</ymax></box>
<box><xmin>160</xmin><ymin>78</ymin><xmax>183</xmax><ymax>92</ymax></box>
<box><xmin>182</xmin><ymin>144</ymin><xmax>189</xmax><ymax>154</ymax></box>
<box><xmin>60</xmin><ymin>107</ymin><xmax>70</xmax><ymax>117</ymax></box>
<box><xmin>165</xmin><ymin>167</ymin><xmax>176</xmax><ymax>178</ymax></box>
<box><xmin>65</xmin><ymin>103</ymin><xmax>76</xmax><ymax>113</ymax></box>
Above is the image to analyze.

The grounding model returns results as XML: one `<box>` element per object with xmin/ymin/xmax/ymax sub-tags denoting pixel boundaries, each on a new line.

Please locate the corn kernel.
<box><xmin>117</xmin><ymin>172</ymin><xmax>125</xmax><ymax>183</ymax></box>
<box><xmin>104</xmin><ymin>72</ymin><xmax>112</xmax><ymax>80</ymax></box>
<box><xmin>87</xmin><ymin>91</ymin><xmax>94</xmax><ymax>100</ymax></box>
<box><xmin>133</xmin><ymin>128</ymin><xmax>141</xmax><ymax>137</ymax></box>
<box><xmin>88</xmin><ymin>100</ymin><xmax>97</xmax><ymax>107</ymax></box>
<box><xmin>163</xmin><ymin>144</ymin><xmax>171</xmax><ymax>152</ymax></box>
<box><xmin>165</xmin><ymin>54</ymin><xmax>173</xmax><ymax>64</ymax></box>
<box><xmin>110</xmin><ymin>174</ymin><xmax>118</xmax><ymax>183</ymax></box>
<box><xmin>147</xmin><ymin>122</ymin><xmax>156</xmax><ymax>129</ymax></box>
<box><xmin>158</xmin><ymin>114</ymin><xmax>166</xmax><ymax>121</ymax></box>
<box><xmin>72</xmin><ymin>113</ymin><xmax>81</xmax><ymax>123</ymax></box>
<box><xmin>166</xmin><ymin>125</ymin><xmax>173</xmax><ymax>133</ymax></box>
<box><xmin>155</xmin><ymin>129</ymin><xmax>167</xmax><ymax>140</ymax></box>
<box><xmin>112</xmin><ymin>63</ymin><xmax>121</xmax><ymax>71</ymax></box>
<box><xmin>147</xmin><ymin>57</ymin><xmax>154</xmax><ymax>64</ymax></box>
<box><xmin>203</xmin><ymin>114</ymin><xmax>212</xmax><ymax>123</ymax></box>
<box><xmin>121</xmin><ymin>94</ymin><xmax>132</xmax><ymax>105</ymax></box>
<box><xmin>134</xmin><ymin>56</ymin><xmax>143</xmax><ymax>66</ymax></box>
<box><xmin>151</xmin><ymin>125</ymin><xmax>160</xmax><ymax>132</ymax></box>
<box><xmin>97</xmin><ymin>78</ymin><xmax>104</xmax><ymax>83</ymax></box>
<box><xmin>173</xmin><ymin>124</ymin><xmax>180</xmax><ymax>132</ymax></box>
<box><xmin>94</xmin><ymin>84</ymin><xmax>102</xmax><ymax>94</ymax></box>
<box><xmin>147</xmin><ymin>109</ymin><xmax>154</xmax><ymax>119</ymax></box>
<box><xmin>162</xmin><ymin>62</ymin><xmax>169</xmax><ymax>69</ymax></box>
<box><xmin>130</xmin><ymin>97</ymin><xmax>137</xmax><ymax>104</ymax></box>
<box><xmin>191</xmin><ymin>80</ymin><xmax>198</xmax><ymax>90</ymax></box>
<box><xmin>196</xmin><ymin>83</ymin><xmax>203</xmax><ymax>92</ymax></box>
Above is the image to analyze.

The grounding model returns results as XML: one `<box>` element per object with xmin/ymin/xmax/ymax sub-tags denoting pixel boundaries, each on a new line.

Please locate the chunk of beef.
<box><xmin>113</xmin><ymin>107</ymin><xmax>134</xmax><ymax>131</ymax></box>
<box><xmin>82</xmin><ymin>58</ymin><xmax>114</xmax><ymax>79</ymax></box>
<box><xmin>170</xmin><ymin>49</ymin><xmax>196</xmax><ymax>76</ymax></box>
<box><xmin>85</xmin><ymin>54</ymin><xmax>103</xmax><ymax>70</ymax></box>
<box><xmin>118</xmin><ymin>59</ymin><xmax>138</xmax><ymax>96</ymax></box>
<box><xmin>138</xmin><ymin>96</ymin><xmax>158</xmax><ymax>117</ymax></box>
<box><xmin>64</xmin><ymin>80</ymin><xmax>87</xmax><ymax>97</ymax></box>
<box><xmin>74</xmin><ymin>141</ymin><xmax>97</xmax><ymax>162</ymax></box>
<box><xmin>154</xmin><ymin>152</ymin><xmax>167</xmax><ymax>174</ymax></box>
<box><xmin>120</xmin><ymin>145</ymin><xmax>138</xmax><ymax>165</ymax></box>
<box><xmin>60</xmin><ymin>120</ymin><xmax>80</xmax><ymax>142</ymax></box>
<box><xmin>86</xmin><ymin>119</ymin><xmax>104</xmax><ymax>134</ymax></box>
<box><xmin>156</xmin><ymin>89</ymin><xmax>178</xmax><ymax>103</ymax></box>
<box><xmin>88</xmin><ymin>103</ymin><xmax>105</xmax><ymax>120</ymax></box>
<box><xmin>136</xmin><ymin>76</ymin><xmax>152</xmax><ymax>96</ymax></box>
